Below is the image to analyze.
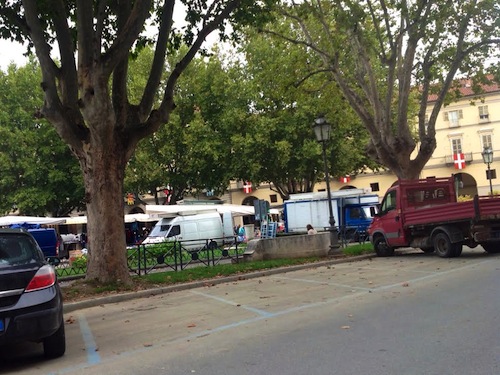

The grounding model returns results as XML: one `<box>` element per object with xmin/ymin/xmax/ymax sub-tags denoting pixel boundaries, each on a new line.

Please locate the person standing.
<box><xmin>306</xmin><ymin>224</ymin><xmax>317</xmax><ymax>235</ymax></box>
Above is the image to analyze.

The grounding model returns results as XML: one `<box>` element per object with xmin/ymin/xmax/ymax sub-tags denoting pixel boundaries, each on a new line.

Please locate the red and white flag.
<box><xmin>243</xmin><ymin>181</ymin><xmax>252</xmax><ymax>194</ymax></box>
<box><xmin>340</xmin><ymin>175</ymin><xmax>351</xmax><ymax>183</ymax></box>
<box><xmin>453</xmin><ymin>153</ymin><xmax>466</xmax><ymax>170</ymax></box>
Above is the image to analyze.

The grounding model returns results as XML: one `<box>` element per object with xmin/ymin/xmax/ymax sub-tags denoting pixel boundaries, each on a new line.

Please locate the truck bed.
<box><xmin>403</xmin><ymin>195</ymin><xmax>500</xmax><ymax>227</ymax></box>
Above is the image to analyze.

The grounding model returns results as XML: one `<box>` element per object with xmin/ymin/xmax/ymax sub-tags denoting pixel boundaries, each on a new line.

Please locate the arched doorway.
<box><xmin>339</xmin><ymin>185</ymin><xmax>357</xmax><ymax>190</ymax></box>
<box><xmin>454</xmin><ymin>173</ymin><xmax>478</xmax><ymax>198</ymax></box>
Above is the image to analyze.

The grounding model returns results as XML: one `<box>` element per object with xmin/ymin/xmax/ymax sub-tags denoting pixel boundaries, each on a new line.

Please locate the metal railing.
<box><xmin>55</xmin><ymin>236</ymin><xmax>246</xmax><ymax>279</ymax></box>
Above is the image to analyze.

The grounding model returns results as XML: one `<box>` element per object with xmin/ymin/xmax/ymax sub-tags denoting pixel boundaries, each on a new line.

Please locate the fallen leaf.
<box><xmin>341</xmin><ymin>325</ymin><xmax>350</xmax><ymax>329</ymax></box>
<box><xmin>187</xmin><ymin>323</ymin><xmax>196</xmax><ymax>328</ymax></box>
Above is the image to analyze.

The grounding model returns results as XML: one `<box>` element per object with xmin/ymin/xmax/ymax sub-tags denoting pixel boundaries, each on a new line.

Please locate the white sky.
<box><xmin>0</xmin><ymin>39</ymin><xmax>29</xmax><ymax>70</ymax></box>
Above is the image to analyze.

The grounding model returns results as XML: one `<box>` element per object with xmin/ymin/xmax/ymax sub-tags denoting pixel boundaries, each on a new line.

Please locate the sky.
<box><xmin>0</xmin><ymin>39</ymin><xmax>29</xmax><ymax>70</ymax></box>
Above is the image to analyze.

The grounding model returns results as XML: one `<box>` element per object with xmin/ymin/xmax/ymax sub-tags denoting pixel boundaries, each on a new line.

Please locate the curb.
<box><xmin>63</xmin><ymin>254</ymin><xmax>374</xmax><ymax>313</ymax></box>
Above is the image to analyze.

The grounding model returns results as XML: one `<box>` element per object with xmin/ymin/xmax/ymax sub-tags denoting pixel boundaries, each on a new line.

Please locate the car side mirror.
<box><xmin>46</xmin><ymin>256</ymin><xmax>60</xmax><ymax>266</ymax></box>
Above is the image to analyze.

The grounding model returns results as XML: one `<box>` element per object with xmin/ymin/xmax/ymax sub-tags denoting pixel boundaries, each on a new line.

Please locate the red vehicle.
<box><xmin>368</xmin><ymin>176</ymin><xmax>500</xmax><ymax>257</ymax></box>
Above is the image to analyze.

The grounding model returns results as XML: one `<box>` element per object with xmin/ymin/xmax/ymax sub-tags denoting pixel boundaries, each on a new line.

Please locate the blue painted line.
<box><xmin>78</xmin><ymin>313</ymin><xmax>101</xmax><ymax>365</ymax></box>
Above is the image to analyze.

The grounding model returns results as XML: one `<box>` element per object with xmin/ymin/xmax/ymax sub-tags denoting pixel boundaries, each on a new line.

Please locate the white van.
<box><xmin>142</xmin><ymin>212</ymin><xmax>233</xmax><ymax>248</ymax></box>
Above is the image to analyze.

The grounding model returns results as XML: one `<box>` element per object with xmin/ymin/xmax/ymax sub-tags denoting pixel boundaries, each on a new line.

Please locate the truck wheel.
<box><xmin>481</xmin><ymin>243</ymin><xmax>500</xmax><ymax>253</ymax></box>
<box><xmin>451</xmin><ymin>245</ymin><xmax>463</xmax><ymax>257</ymax></box>
<box><xmin>374</xmin><ymin>236</ymin><xmax>394</xmax><ymax>257</ymax></box>
<box><xmin>433</xmin><ymin>232</ymin><xmax>459</xmax><ymax>258</ymax></box>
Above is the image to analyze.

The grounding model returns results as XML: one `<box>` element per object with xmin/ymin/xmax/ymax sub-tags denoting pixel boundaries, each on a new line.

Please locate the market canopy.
<box><xmin>145</xmin><ymin>204</ymin><xmax>255</xmax><ymax>217</ymax></box>
<box><xmin>0</xmin><ymin>215</ymin><xmax>67</xmax><ymax>226</ymax></box>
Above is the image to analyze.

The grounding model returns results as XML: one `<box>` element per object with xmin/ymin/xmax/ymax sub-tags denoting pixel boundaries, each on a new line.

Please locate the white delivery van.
<box><xmin>142</xmin><ymin>212</ymin><xmax>233</xmax><ymax>249</ymax></box>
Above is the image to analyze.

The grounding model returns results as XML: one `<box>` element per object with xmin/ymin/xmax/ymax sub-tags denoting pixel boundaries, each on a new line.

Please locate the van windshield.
<box><xmin>149</xmin><ymin>222</ymin><xmax>171</xmax><ymax>237</ymax></box>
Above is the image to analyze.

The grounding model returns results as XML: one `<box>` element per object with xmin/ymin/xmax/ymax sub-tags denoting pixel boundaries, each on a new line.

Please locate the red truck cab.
<box><xmin>368</xmin><ymin>176</ymin><xmax>500</xmax><ymax>257</ymax></box>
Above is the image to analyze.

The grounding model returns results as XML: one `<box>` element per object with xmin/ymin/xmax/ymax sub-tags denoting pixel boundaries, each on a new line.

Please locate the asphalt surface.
<box><xmin>2</xmin><ymin>247</ymin><xmax>499</xmax><ymax>374</ymax></box>
<box><xmin>63</xmin><ymin>253</ymin><xmax>375</xmax><ymax>313</ymax></box>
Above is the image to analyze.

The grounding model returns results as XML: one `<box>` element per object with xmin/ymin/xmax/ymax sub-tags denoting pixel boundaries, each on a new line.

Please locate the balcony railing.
<box><xmin>444</xmin><ymin>152</ymin><xmax>473</xmax><ymax>166</ymax></box>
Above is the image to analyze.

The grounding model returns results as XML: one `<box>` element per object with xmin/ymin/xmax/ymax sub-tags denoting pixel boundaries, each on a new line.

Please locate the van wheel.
<box><xmin>433</xmin><ymin>232</ymin><xmax>459</xmax><ymax>258</ymax></box>
<box><xmin>43</xmin><ymin>321</ymin><xmax>66</xmax><ymax>358</ymax></box>
<box><xmin>374</xmin><ymin>236</ymin><xmax>394</xmax><ymax>257</ymax></box>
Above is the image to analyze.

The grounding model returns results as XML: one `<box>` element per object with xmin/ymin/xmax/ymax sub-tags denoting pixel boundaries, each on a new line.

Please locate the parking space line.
<box><xmin>190</xmin><ymin>290</ymin><xmax>274</xmax><ymax>317</ymax></box>
<box><xmin>270</xmin><ymin>275</ymin><xmax>374</xmax><ymax>291</ymax></box>
<box><xmin>78</xmin><ymin>313</ymin><xmax>101</xmax><ymax>365</ymax></box>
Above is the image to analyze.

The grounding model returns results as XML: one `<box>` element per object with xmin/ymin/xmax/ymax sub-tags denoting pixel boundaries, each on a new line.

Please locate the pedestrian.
<box><xmin>237</xmin><ymin>225</ymin><xmax>247</xmax><ymax>242</ymax></box>
<box><xmin>306</xmin><ymin>224</ymin><xmax>317</xmax><ymax>235</ymax></box>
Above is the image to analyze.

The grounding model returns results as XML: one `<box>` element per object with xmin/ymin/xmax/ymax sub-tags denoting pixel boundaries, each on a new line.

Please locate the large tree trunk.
<box><xmin>78</xmin><ymin>128</ymin><xmax>132</xmax><ymax>284</ymax></box>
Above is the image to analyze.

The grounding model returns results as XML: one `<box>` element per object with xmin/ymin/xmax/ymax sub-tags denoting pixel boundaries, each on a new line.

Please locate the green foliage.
<box><xmin>342</xmin><ymin>243</ymin><xmax>374</xmax><ymax>256</ymax></box>
<box><xmin>70</xmin><ymin>255</ymin><xmax>88</xmax><ymax>269</ymax></box>
<box><xmin>231</xmin><ymin>27</ymin><xmax>375</xmax><ymax>198</ymax></box>
<box><xmin>0</xmin><ymin>60</ymin><xmax>84</xmax><ymax>216</ymax></box>
<box><xmin>125</xmin><ymin>46</ymin><xmax>237</xmax><ymax>201</ymax></box>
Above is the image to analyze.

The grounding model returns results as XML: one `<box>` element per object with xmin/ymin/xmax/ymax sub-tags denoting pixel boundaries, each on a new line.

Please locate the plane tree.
<box><xmin>0</xmin><ymin>1</ymin><xmax>275</xmax><ymax>284</ymax></box>
<box><xmin>231</xmin><ymin>28</ymin><xmax>375</xmax><ymax>200</ymax></box>
<box><xmin>269</xmin><ymin>0</ymin><xmax>500</xmax><ymax>179</ymax></box>
<box><xmin>125</xmin><ymin>46</ymin><xmax>241</xmax><ymax>205</ymax></box>
<box><xmin>0</xmin><ymin>60</ymin><xmax>84</xmax><ymax>217</ymax></box>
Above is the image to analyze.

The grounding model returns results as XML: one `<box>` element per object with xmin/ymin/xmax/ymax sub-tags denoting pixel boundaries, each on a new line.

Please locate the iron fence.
<box><xmin>55</xmin><ymin>236</ymin><xmax>246</xmax><ymax>279</ymax></box>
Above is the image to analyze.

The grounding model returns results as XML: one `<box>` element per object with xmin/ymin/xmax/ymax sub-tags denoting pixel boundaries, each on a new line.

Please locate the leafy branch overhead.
<box><xmin>267</xmin><ymin>0</ymin><xmax>500</xmax><ymax>179</ymax></box>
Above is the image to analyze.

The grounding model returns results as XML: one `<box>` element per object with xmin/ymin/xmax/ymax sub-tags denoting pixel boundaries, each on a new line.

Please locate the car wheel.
<box><xmin>374</xmin><ymin>236</ymin><xmax>394</xmax><ymax>257</ymax></box>
<box><xmin>43</xmin><ymin>321</ymin><xmax>66</xmax><ymax>358</ymax></box>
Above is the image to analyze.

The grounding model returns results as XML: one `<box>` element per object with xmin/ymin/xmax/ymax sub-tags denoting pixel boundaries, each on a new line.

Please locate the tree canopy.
<box><xmin>233</xmin><ymin>27</ymin><xmax>375</xmax><ymax>199</ymax></box>
<box><xmin>0</xmin><ymin>59</ymin><xmax>84</xmax><ymax>216</ymax></box>
<box><xmin>269</xmin><ymin>0</ymin><xmax>500</xmax><ymax>179</ymax></box>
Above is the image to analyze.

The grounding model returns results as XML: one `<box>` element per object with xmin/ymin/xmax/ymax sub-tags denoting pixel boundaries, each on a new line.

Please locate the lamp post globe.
<box><xmin>482</xmin><ymin>147</ymin><xmax>494</xmax><ymax>195</ymax></box>
<box><xmin>313</xmin><ymin>115</ymin><xmax>340</xmax><ymax>254</ymax></box>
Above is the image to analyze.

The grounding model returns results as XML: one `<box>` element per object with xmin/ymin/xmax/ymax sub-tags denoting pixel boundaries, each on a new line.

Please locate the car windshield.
<box><xmin>0</xmin><ymin>234</ymin><xmax>43</xmax><ymax>267</ymax></box>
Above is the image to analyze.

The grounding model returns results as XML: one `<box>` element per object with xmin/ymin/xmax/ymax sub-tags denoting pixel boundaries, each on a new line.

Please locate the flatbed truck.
<box><xmin>368</xmin><ymin>176</ymin><xmax>500</xmax><ymax>257</ymax></box>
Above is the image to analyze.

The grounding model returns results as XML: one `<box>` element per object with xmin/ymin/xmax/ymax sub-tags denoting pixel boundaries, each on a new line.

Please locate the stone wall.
<box><xmin>243</xmin><ymin>233</ymin><xmax>330</xmax><ymax>261</ymax></box>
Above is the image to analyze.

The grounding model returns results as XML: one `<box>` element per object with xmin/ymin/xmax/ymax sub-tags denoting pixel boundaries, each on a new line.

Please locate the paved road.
<box><xmin>2</xmin><ymin>248</ymin><xmax>499</xmax><ymax>374</ymax></box>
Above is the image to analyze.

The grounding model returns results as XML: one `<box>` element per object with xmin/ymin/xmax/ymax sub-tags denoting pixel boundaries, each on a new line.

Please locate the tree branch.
<box><xmin>101</xmin><ymin>0</ymin><xmax>152</xmax><ymax>77</ymax></box>
<box><xmin>138</xmin><ymin>0</ymin><xmax>175</xmax><ymax>120</ymax></box>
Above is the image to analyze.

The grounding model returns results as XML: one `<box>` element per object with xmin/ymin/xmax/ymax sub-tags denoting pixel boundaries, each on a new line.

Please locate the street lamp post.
<box><xmin>482</xmin><ymin>146</ymin><xmax>494</xmax><ymax>195</ymax></box>
<box><xmin>313</xmin><ymin>115</ymin><xmax>340</xmax><ymax>254</ymax></box>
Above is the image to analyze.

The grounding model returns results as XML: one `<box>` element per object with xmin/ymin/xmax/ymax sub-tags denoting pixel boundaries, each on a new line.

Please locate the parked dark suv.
<box><xmin>0</xmin><ymin>229</ymin><xmax>65</xmax><ymax>358</ymax></box>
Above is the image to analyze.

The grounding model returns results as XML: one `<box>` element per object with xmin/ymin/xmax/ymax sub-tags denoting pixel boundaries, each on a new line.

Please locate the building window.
<box><xmin>270</xmin><ymin>194</ymin><xmax>278</xmax><ymax>203</ymax></box>
<box><xmin>444</xmin><ymin>110</ymin><xmax>463</xmax><ymax>128</ymax></box>
<box><xmin>370</xmin><ymin>182</ymin><xmax>379</xmax><ymax>192</ymax></box>
<box><xmin>450</xmin><ymin>138</ymin><xmax>463</xmax><ymax>154</ymax></box>
<box><xmin>479</xmin><ymin>105</ymin><xmax>489</xmax><ymax>121</ymax></box>
<box><xmin>481</xmin><ymin>133</ymin><xmax>492</xmax><ymax>150</ymax></box>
